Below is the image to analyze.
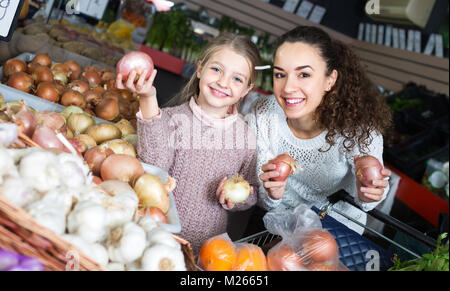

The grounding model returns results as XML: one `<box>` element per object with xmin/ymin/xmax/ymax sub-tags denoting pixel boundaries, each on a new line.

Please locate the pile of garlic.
<box><xmin>0</xmin><ymin>147</ymin><xmax>186</xmax><ymax>271</ymax></box>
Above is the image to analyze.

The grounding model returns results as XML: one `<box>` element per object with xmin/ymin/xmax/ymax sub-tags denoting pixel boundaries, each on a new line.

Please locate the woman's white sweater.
<box><xmin>246</xmin><ymin>95</ymin><xmax>389</xmax><ymax>234</ymax></box>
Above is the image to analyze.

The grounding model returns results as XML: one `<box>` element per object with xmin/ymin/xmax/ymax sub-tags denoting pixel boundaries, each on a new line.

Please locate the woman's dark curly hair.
<box><xmin>275</xmin><ymin>26</ymin><xmax>392</xmax><ymax>153</ymax></box>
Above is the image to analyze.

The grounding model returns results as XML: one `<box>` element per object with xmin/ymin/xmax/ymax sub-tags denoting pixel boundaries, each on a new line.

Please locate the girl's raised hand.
<box><xmin>116</xmin><ymin>69</ymin><xmax>158</xmax><ymax>98</ymax></box>
<box><xmin>259</xmin><ymin>163</ymin><xmax>287</xmax><ymax>200</ymax></box>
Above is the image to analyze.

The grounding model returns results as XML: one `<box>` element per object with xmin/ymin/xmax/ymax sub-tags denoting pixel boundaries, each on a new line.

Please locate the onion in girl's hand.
<box><xmin>116</xmin><ymin>51</ymin><xmax>154</xmax><ymax>82</ymax></box>
<box><xmin>269</xmin><ymin>153</ymin><xmax>303</xmax><ymax>182</ymax></box>
<box><xmin>223</xmin><ymin>174</ymin><xmax>251</xmax><ymax>204</ymax></box>
<box><xmin>355</xmin><ymin>155</ymin><xmax>383</xmax><ymax>187</ymax></box>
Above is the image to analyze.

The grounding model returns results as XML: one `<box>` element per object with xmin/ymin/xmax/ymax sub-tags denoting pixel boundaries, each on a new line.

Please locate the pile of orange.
<box><xmin>198</xmin><ymin>237</ymin><xmax>267</xmax><ymax>271</ymax></box>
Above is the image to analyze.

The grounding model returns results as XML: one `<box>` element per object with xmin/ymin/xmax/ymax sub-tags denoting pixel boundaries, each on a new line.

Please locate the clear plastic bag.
<box><xmin>197</xmin><ymin>233</ymin><xmax>268</xmax><ymax>271</ymax></box>
<box><xmin>263</xmin><ymin>204</ymin><xmax>348</xmax><ymax>271</ymax></box>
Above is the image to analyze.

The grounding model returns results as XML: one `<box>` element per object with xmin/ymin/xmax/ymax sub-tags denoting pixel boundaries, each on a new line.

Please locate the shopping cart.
<box><xmin>236</xmin><ymin>190</ymin><xmax>438</xmax><ymax>271</ymax></box>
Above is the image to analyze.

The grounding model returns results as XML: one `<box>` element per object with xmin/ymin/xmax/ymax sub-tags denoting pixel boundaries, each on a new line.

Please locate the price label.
<box><xmin>0</xmin><ymin>0</ymin><xmax>25</xmax><ymax>42</ymax></box>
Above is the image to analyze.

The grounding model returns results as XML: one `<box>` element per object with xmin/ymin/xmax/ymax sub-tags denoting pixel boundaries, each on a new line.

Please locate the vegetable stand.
<box><xmin>236</xmin><ymin>190</ymin><xmax>439</xmax><ymax>271</ymax></box>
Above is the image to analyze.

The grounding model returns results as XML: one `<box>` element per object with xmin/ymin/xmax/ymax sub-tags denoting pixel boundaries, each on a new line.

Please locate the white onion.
<box><xmin>223</xmin><ymin>174</ymin><xmax>251</xmax><ymax>204</ymax></box>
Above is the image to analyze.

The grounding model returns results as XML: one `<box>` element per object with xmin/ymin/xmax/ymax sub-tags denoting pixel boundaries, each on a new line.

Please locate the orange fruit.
<box><xmin>267</xmin><ymin>244</ymin><xmax>303</xmax><ymax>271</ymax></box>
<box><xmin>232</xmin><ymin>244</ymin><xmax>268</xmax><ymax>271</ymax></box>
<box><xmin>198</xmin><ymin>237</ymin><xmax>236</xmax><ymax>271</ymax></box>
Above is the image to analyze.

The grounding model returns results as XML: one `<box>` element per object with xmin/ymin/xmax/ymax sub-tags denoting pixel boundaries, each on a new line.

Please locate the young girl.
<box><xmin>247</xmin><ymin>26</ymin><xmax>392</xmax><ymax>234</ymax></box>
<box><xmin>116</xmin><ymin>33</ymin><xmax>261</xmax><ymax>254</ymax></box>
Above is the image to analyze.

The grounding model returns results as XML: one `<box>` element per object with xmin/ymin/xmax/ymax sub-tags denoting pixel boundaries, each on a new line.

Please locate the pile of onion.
<box><xmin>269</xmin><ymin>153</ymin><xmax>303</xmax><ymax>182</ymax></box>
<box><xmin>223</xmin><ymin>174</ymin><xmax>251</xmax><ymax>204</ymax></box>
<box><xmin>354</xmin><ymin>155</ymin><xmax>383</xmax><ymax>187</ymax></box>
<box><xmin>116</xmin><ymin>51</ymin><xmax>154</xmax><ymax>82</ymax></box>
<box><xmin>84</xmin><ymin>145</ymin><xmax>115</xmax><ymax>176</ymax></box>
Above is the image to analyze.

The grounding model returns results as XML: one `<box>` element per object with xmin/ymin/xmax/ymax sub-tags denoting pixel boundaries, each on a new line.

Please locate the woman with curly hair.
<box><xmin>246</xmin><ymin>26</ymin><xmax>393</xmax><ymax>234</ymax></box>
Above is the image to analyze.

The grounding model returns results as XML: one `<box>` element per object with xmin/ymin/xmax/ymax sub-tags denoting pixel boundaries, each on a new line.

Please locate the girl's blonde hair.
<box><xmin>164</xmin><ymin>32</ymin><xmax>261</xmax><ymax>107</ymax></box>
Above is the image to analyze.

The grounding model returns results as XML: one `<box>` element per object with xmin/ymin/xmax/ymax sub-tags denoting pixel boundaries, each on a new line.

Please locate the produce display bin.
<box><xmin>0</xmin><ymin>83</ymin><xmax>182</xmax><ymax>234</ymax></box>
<box><xmin>236</xmin><ymin>190</ymin><xmax>438</xmax><ymax>271</ymax></box>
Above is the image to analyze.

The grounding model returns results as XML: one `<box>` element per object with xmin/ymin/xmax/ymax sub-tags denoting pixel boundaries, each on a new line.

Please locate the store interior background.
<box><xmin>1</xmin><ymin>0</ymin><xmax>449</xmax><ymax>259</ymax></box>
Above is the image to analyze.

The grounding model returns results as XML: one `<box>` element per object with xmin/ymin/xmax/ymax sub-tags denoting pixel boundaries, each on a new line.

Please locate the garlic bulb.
<box><xmin>19</xmin><ymin>150</ymin><xmax>61</xmax><ymax>193</ymax></box>
<box><xmin>62</xmin><ymin>234</ymin><xmax>109</xmax><ymax>267</ymax></box>
<box><xmin>58</xmin><ymin>153</ymin><xmax>92</xmax><ymax>188</ymax></box>
<box><xmin>100</xmin><ymin>181</ymin><xmax>139</xmax><ymax>229</ymax></box>
<box><xmin>40</xmin><ymin>186</ymin><xmax>79</xmax><ymax>216</ymax></box>
<box><xmin>146</xmin><ymin>227</ymin><xmax>181</xmax><ymax>250</ymax></box>
<box><xmin>136</xmin><ymin>216</ymin><xmax>158</xmax><ymax>234</ymax></box>
<box><xmin>0</xmin><ymin>147</ymin><xmax>18</xmax><ymax>184</ymax></box>
<box><xmin>27</xmin><ymin>200</ymin><xmax>66</xmax><ymax>235</ymax></box>
<box><xmin>107</xmin><ymin>222</ymin><xmax>146</xmax><ymax>264</ymax></box>
<box><xmin>141</xmin><ymin>244</ymin><xmax>186</xmax><ymax>271</ymax></box>
<box><xmin>125</xmin><ymin>261</ymin><xmax>143</xmax><ymax>271</ymax></box>
<box><xmin>67</xmin><ymin>200</ymin><xmax>107</xmax><ymax>243</ymax></box>
<box><xmin>78</xmin><ymin>185</ymin><xmax>109</xmax><ymax>204</ymax></box>
<box><xmin>0</xmin><ymin>177</ymin><xmax>39</xmax><ymax>208</ymax></box>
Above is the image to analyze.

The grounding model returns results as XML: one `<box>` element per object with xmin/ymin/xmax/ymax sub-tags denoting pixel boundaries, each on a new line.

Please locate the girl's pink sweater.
<box><xmin>136</xmin><ymin>98</ymin><xmax>258</xmax><ymax>254</ymax></box>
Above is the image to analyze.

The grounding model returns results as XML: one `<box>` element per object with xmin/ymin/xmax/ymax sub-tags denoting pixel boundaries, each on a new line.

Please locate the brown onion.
<box><xmin>100</xmin><ymin>69</ymin><xmax>116</xmax><ymax>84</ymax></box>
<box><xmin>83</xmin><ymin>89</ymin><xmax>102</xmax><ymax>107</ymax></box>
<box><xmin>32</xmin><ymin>125</ymin><xmax>65</xmax><ymax>150</ymax></box>
<box><xmin>51</xmin><ymin>63</ymin><xmax>70</xmax><ymax>75</ymax></box>
<box><xmin>95</xmin><ymin>97</ymin><xmax>119</xmax><ymax>121</ymax></box>
<box><xmin>32</xmin><ymin>53</ymin><xmax>52</xmax><ymax>67</ymax></box>
<box><xmin>84</xmin><ymin>145</ymin><xmax>115</xmax><ymax>176</ymax></box>
<box><xmin>118</xmin><ymin>89</ymin><xmax>134</xmax><ymax>101</ymax></box>
<box><xmin>7</xmin><ymin>72</ymin><xmax>34</xmax><ymax>93</ymax></box>
<box><xmin>104</xmin><ymin>79</ymin><xmax>117</xmax><ymax>92</ymax></box>
<box><xmin>61</xmin><ymin>90</ymin><xmax>86</xmax><ymax>109</ymax></box>
<box><xmin>134</xmin><ymin>174</ymin><xmax>175</xmax><ymax>213</ymax></box>
<box><xmin>82</xmin><ymin>71</ymin><xmax>101</xmax><ymax>87</ymax></box>
<box><xmin>118</xmin><ymin>98</ymin><xmax>133</xmax><ymax>119</ymax></box>
<box><xmin>64</xmin><ymin>60</ymin><xmax>81</xmax><ymax>73</ymax></box>
<box><xmin>355</xmin><ymin>155</ymin><xmax>383</xmax><ymax>187</ymax></box>
<box><xmin>100</xmin><ymin>154</ymin><xmax>144</xmax><ymax>186</ymax></box>
<box><xmin>31</xmin><ymin>65</ymin><xmax>54</xmax><ymax>83</ymax></box>
<box><xmin>101</xmin><ymin>139</ymin><xmax>136</xmax><ymax>157</ymax></box>
<box><xmin>86</xmin><ymin>123</ymin><xmax>122</xmax><ymax>144</ymax></box>
<box><xmin>3</xmin><ymin>59</ymin><xmax>27</xmax><ymax>78</ymax></box>
<box><xmin>115</xmin><ymin>119</ymin><xmax>136</xmax><ymax>137</ymax></box>
<box><xmin>26</xmin><ymin>62</ymin><xmax>40</xmax><ymax>74</ymax></box>
<box><xmin>102</xmin><ymin>90</ymin><xmax>120</xmax><ymax>101</ymax></box>
<box><xmin>67</xmin><ymin>112</ymin><xmax>95</xmax><ymax>135</ymax></box>
<box><xmin>68</xmin><ymin>80</ymin><xmax>90</xmax><ymax>94</ymax></box>
<box><xmin>70</xmin><ymin>70</ymin><xmax>82</xmax><ymax>81</ymax></box>
<box><xmin>52</xmin><ymin>70</ymin><xmax>69</xmax><ymax>86</ymax></box>
<box><xmin>74</xmin><ymin>134</ymin><xmax>97</xmax><ymax>147</ymax></box>
<box><xmin>35</xmin><ymin>82</ymin><xmax>60</xmax><ymax>103</ymax></box>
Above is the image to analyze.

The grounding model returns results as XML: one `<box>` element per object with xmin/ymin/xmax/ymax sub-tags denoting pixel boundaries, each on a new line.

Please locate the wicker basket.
<box><xmin>0</xmin><ymin>195</ymin><xmax>196</xmax><ymax>271</ymax></box>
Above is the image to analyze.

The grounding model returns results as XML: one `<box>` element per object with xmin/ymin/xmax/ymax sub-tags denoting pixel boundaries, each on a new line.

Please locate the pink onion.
<box><xmin>116</xmin><ymin>51</ymin><xmax>154</xmax><ymax>82</ymax></box>
<box><xmin>32</xmin><ymin>125</ymin><xmax>65</xmax><ymax>150</ymax></box>
<box><xmin>6</xmin><ymin>101</ymin><xmax>37</xmax><ymax>137</ymax></box>
<box><xmin>355</xmin><ymin>155</ymin><xmax>383</xmax><ymax>187</ymax></box>
<box><xmin>36</xmin><ymin>111</ymin><xmax>67</xmax><ymax>135</ymax></box>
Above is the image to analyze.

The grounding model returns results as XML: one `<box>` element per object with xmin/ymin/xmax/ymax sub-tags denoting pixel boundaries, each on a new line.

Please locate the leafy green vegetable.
<box><xmin>389</xmin><ymin>233</ymin><xmax>449</xmax><ymax>271</ymax></box>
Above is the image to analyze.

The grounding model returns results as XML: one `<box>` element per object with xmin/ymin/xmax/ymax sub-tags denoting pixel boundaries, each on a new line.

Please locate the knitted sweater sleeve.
<box><xmin>136</xmin><ymin>109</ymin><xmax>175</xmax><ymax>173</ymax></box>
<box><xmin>343</xmin><ymin>131</ymin><xmax>390</xmax><ymax>212</ymax></box>
<box><xmin>246</xmin><ymin>97</ymin><xmax>283</xmax><ymax>211</ymax></box>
